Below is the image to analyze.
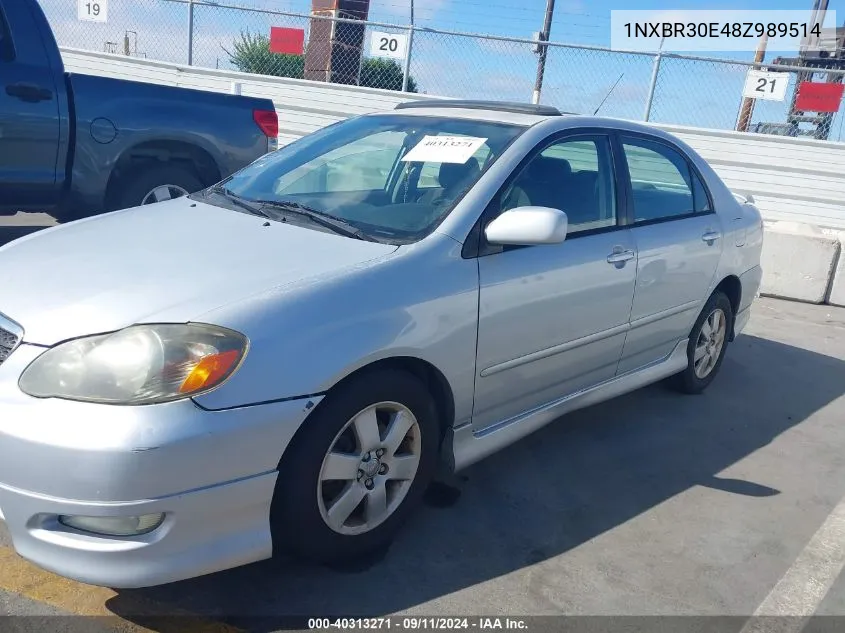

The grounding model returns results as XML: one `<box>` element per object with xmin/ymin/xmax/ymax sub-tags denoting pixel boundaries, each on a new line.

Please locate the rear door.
<box><xmin>615</xmin><ymin>134</ymin><xmax>723</xmax><ymax>374</ymax></box>
<box><xmin>0</xmin><ymin>0</ymin><xmax>62</xmax><ymax>208</ymax></box>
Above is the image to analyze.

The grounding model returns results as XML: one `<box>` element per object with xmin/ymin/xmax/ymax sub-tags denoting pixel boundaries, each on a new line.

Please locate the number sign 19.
<box><xmin>742</xmin><ymin>69</ymin><xmax>788</xmax><ymax>102</ymax></box>
<box><xmin>78</xmin><ymin>0</ymin><xmax>108</xmax><ymax>22</ymax></box>
<box><xmin>369</xmin><ymin>31</ymin><xmax>408</xmax><ymax>60</ymax></box>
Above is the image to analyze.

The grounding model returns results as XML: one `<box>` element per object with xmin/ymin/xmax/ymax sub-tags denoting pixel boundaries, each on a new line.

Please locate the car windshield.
<box><xmin>216</xmin><ymin>114</ymin><xmax>525</xmax><ymax>243</ymax></box>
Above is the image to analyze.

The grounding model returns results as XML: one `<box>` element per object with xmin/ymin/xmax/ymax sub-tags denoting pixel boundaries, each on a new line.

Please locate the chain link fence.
<box><xmin>42</xmin><ymin>0</ymin><xmax>845</xmax><ymax>141</ymax></box>
<box><xmin>40</xmin><ymin>0</ymin><xmax>188</xmax><ymax>62</ymax></box>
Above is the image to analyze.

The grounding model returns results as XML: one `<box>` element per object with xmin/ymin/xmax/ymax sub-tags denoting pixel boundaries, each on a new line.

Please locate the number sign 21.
<box><xmin>742</xmin><ymin>69</ymin><xmax>788</xmax><ymax>102</ymax></box>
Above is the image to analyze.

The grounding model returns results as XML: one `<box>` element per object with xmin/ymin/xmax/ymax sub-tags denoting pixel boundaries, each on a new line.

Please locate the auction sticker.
<box><xmin>402</xmin><ymin>136</ymin><xmax>487</xmax><ymax>164</ymax></box>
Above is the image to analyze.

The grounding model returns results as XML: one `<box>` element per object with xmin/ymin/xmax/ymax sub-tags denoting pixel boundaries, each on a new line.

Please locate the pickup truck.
<box><xmin>0</xmin><ymin>0</ymin><xmax>278</xmax><ymax>222</ymax></box>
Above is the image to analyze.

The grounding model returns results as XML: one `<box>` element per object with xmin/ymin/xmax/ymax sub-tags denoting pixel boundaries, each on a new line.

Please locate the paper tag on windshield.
<box><xmin>401</xmin><ymin>136</ymin><xmax>487</xmax><ymax>164</ymax></box>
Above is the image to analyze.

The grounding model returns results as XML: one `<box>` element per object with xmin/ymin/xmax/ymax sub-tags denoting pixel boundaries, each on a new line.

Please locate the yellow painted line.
<box><xmin>0</xmin><ymin>546</ymin><xmax>243</xmax><ymax>633</ymax></box>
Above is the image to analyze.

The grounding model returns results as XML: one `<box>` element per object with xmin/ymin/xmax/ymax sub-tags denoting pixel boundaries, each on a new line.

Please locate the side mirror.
<box><xmin>484</xmin><ymin>206</ymin><xmax>568</xmax><ymax>246</ymax></box>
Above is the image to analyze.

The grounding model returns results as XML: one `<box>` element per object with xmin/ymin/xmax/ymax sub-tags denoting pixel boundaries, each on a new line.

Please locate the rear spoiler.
<box><xmin>732</xmin><ymin>191</ymin><xmax>756</xmax><ymax>205</ymax></box>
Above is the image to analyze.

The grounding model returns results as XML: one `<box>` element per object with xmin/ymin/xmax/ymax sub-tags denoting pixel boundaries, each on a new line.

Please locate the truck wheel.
<box><xmin>114</xmin><ymin>164</ymin><xmax>204</xmax><ymax>211</ymax></box>
<box><xmin>270</xmin><ymin>369</ymin><xmax>440</xmax><ymax>564</ymax></box>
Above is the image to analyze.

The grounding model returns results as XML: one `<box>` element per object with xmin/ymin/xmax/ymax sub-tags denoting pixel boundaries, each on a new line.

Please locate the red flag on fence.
<box><xmin>795</xmin><ymin>82</ymin><xmax>844</xmax><ymax>113</ymax></box>
<box><xmin>269</xmin><ymin>27</ymin><xmax>305</xmax><ymax>55</ymax></box>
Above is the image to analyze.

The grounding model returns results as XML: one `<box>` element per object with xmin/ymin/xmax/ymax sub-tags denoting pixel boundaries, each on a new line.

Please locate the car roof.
<box><xmin>376</xmin><ymin>106</ymin><xmax>550</xmax><ymax>126</ymax></box>
<box><xmin>377</xmin><ymin>100</ymin><xmax>680</xmax><ymax>141</ymax></box>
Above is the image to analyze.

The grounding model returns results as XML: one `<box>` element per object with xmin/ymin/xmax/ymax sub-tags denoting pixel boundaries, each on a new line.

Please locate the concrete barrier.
<box><xmin>760</xmin><ymin>222</ymin><xmax>842</xmax><ymax>304</ymax></box>
<box><xmin>829</xmin><ymin>237</ymin><xmax>845</xmax><ymax>307</ymax></box>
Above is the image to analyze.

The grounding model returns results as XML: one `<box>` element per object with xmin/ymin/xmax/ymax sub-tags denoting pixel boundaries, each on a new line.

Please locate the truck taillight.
<box><xmin>253</xmin><ymin>109</ymin><xmax>279</xmax><ymax>140</ymax></box>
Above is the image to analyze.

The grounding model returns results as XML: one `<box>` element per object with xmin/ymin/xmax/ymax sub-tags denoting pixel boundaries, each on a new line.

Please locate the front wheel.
<box><xmin>270</xmin><ymin>370</ymin><xmax>440</xmax><ymax>564</ymax></box>
<box><xmin>668</xmin><ymin>291</ymin><xmax>733</xmax><ymax>395</ymax></box>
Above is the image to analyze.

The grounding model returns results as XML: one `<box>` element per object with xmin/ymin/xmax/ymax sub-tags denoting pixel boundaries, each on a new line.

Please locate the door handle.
<box><xmin>702</xmin><ymin>231</ymin><xmax>722</xmax><ymax>244</ymax></box>
<box><xmin>607</xmin><ymin>249</ymin><xmax>635</xmax><ymax>265</ymax></box>
<box><xmin>5</xmin><ymin>83</ymin><xmax>53</xmax><ymax>103</ymax></box>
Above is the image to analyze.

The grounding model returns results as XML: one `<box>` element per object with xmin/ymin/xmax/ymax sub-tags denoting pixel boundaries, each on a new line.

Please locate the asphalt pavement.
<box><xmin>2</xmin><ymin>212</ymin><xmax>845</xmax><ymax>632</ymax></box>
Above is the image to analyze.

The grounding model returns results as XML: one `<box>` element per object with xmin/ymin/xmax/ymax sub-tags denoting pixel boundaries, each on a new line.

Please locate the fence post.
<box><xmin>643</xmin><ymin>51</ymin><xmax>662</xmax><ymax>122</ymax></box>
<box><xmin>402</xmin><ymin>25</ymin><xmax>415</xmax><ymax>92</ymax></box>
<box><xmin>187</xmin><ymin>0</ymin><xmax>195</xmax><ymax>66</ymax></box>
<box><xmin>402</xmin><ymin>2</ymin><xmax>415</xmax><ymax>93</ymax></box>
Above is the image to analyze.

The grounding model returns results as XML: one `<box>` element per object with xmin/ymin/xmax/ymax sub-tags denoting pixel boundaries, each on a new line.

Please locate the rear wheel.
<box><xmin>270</xmin><ymin>370</ymin><xmax>440</xmax><ymax>564</ymax></box>
<box><xmin>113</xmin><ymin>164</ymin><xmax>204</xmax><ymax>211</ymax></box>
<box><xmin>668</xmin><ymin>291</ymin><xmax>733</xmax><ymax>395</ymax></box>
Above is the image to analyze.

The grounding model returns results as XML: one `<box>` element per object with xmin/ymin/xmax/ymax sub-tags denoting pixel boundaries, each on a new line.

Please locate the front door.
<box><xmin>0</xmin><ymin>0</ymin><xmax>62</xmax><ymax>208</ymax></box>
<box><xmin>472</xmin><ymin>134</ymin><xmax>637</xmax><ymax>431</ymax></box>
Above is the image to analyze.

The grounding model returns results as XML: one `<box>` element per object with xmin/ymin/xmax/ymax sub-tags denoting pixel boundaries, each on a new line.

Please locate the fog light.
<box><xmin>58</xmin><ymin>513</ymin><xmax>165</xmax><ymax>536</ymax></box>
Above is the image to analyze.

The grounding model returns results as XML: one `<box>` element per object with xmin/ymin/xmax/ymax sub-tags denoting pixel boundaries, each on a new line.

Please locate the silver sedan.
<box><xmin>0</xmin><ymin>100</ymin><xmax>763</xmax><ymax>588</ymax></box>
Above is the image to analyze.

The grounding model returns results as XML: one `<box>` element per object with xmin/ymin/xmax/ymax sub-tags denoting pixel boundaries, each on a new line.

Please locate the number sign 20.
<box><xmin>370</xmin><ymin>31</ymin><xmax>408</xmax><ymax>60</ymax></box>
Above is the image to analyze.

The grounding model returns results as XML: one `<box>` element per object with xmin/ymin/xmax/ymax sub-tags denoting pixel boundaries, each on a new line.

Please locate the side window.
<box><xmin>621</xmin><ymin>138</ymin><xmax>702</xmax><ymax>223</ymax></box>
<box><xmin>691</xmin><ymin>168</ymin><xmax>712</xmax><ymax>213</ymax></box>
<box><xmin>0</xmin><ymin>5</ymin><xmax>13</xmax><ymax>62</ymax></box>
<box><xmin>497</xmin><ymin>136</ymin><xmax>616</xmax><ymax>234</ymax></box>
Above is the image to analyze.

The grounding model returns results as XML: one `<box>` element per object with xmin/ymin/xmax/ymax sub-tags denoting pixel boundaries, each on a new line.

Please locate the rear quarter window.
<box><xmin>621</xmin><ymin>137</ymin><xmax>711</xmax><ymax>223</ymax></box>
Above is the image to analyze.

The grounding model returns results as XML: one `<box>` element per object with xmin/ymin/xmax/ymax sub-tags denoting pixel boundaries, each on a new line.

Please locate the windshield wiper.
<box><xmin>249</xmin><ymin>199</ymin><xmax>370</xmax><ymax>241</ymax></box>
<box><xmin>205</xmin><ymin>189</ymin><xmax>372</xmax><ymax>241</ymax></box>
<box><xmin>205</xmin><ymin>185</ymin><xmax>275</xmax><ymax>220</ymax></box>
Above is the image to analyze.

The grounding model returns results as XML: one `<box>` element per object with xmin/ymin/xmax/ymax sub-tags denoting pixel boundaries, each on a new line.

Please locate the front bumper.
<box><xmin>0</xmin><ymin>344</ymin><xmax>322</xmax><ymax>587</ymax></box>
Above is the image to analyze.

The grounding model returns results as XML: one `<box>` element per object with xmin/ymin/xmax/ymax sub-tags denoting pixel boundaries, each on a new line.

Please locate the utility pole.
<box><xmin>532</xmin><ymin>0</ymin><xmax>556</xmax><ymax>105</ymax></box>
<box><xmin>736</xmin><ymin>34</ymin><xmax>769</xmax><ymax>132</ymax></box>
<box><xmin>402</xmin><ymin>0</ymin><xmax>415</xmax><ymax>92</ymax></box>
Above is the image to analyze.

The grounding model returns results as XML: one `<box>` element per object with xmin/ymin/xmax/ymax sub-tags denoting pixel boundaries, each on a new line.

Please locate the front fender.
<box><xmin>191</xmin><ymin>233</ymin><xmax>480</xmax><ymax>429</ymax></box>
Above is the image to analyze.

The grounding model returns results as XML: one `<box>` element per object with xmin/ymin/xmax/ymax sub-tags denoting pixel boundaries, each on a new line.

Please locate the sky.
<box><xmin>40</xmin><ymin>0</ymin><xmax>845</xmax><ymax>140</ymax></box>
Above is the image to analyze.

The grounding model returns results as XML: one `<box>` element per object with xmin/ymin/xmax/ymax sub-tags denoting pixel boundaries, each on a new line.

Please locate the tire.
<box><xmin>112</xmin><ymin>164</ymin><xmax>204</xmax><ymax>211</ymax></box>
<box><xmin>668</xmin><ymin>290</ymin><xmax>734</xmax><ymax>395</ymax></box>
<box><xmin>270</xmin><ymin>369</ymin><xmax>440</xmax><ymax>564</ymax></box>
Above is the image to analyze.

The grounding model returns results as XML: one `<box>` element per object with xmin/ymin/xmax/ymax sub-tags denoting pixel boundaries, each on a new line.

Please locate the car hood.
<box><xmin>0</xmin><ymin>199</ymin><xmax>397</xmax><ymax>345</ymax></box>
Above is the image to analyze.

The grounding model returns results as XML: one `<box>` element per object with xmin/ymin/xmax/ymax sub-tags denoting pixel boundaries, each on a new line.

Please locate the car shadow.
<box><xmin>105</xmin><ymin>332</ymin><xmax>845</xmax><ymax>629</ymax></box>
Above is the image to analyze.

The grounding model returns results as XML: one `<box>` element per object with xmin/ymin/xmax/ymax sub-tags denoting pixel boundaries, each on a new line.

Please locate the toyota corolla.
<box><xmin>0</xmin><ymin>100</ymin><xmax>763</xmax><ymax>588</ymax></box>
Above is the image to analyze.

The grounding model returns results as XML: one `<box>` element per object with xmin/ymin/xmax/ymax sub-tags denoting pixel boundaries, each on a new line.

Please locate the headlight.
<box><xmin>19</xmin><ymin>324</ymin><xmax>248</xmax><ymax>405</ymax></box>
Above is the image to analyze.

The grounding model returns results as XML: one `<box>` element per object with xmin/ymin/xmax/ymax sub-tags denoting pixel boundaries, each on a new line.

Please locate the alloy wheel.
<box><xmin>317</xmin><ymin>402</ymin><xmax>422</xmax><ymax>536</ymax></box>
<box><xmin>141</xmin><ymin>184</ymin><xmax>190</xmax><ymax>205</ymax></box>
<box><xmin>694</xmin><ymin>308</ymin><xmax>727</xmax><ymax>379</ymax></box>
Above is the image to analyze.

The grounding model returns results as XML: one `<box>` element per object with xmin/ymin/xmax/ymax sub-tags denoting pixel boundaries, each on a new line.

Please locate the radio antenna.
<box><xmin>593</xmin><ymin>73</ymin><xmax>625</xmax><ymax>115</ymax></box>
